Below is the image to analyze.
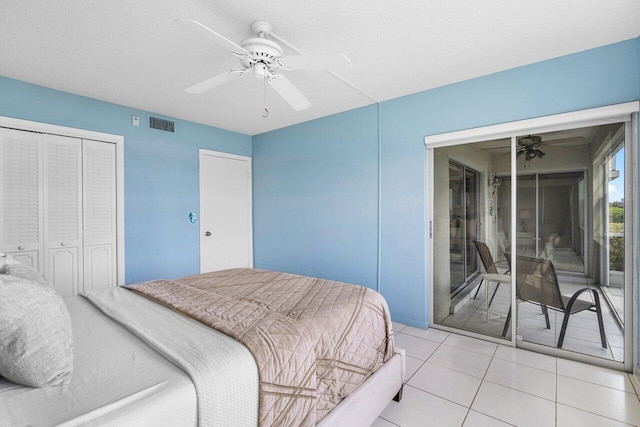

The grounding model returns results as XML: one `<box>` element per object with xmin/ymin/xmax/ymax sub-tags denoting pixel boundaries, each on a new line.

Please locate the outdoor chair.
<box><xmin>501</xmin><ymin>255</ymin><xmax>607</xmax><ymax>349</ymax></box>
<box><xmin>472</xmin><ymin>240</ymin><xmax>510</xmax><ymax>309</ymax></box>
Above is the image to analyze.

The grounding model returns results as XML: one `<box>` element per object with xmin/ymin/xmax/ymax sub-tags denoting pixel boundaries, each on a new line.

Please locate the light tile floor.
<box><xmin>374</xmin><ymin>323</ymin><xmax>640</xmax><ymax>426</ymax></box>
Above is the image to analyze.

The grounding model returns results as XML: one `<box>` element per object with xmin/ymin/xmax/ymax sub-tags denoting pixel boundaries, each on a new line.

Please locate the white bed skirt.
<box><xmin>318</xmin><ymin>348</ymin><xmax>405</xmax><ymax>427</ymax></box>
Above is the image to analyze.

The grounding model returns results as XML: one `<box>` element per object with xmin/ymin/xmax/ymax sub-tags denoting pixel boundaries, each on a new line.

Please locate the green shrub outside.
<box><xmin>609</xmin><ymin>206</ymin><xmax>624</xmax><ymax>271</ymax></box>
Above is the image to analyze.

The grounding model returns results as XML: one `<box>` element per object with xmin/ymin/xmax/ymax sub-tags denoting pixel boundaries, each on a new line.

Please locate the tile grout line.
<box><xmin>460</xmin><ymin>341</ymin><xmax>501</xmax><ymax>426</ymax></box>
<box><xmin>399</xmin><ymin>331</ymin><xmax>448</xmax><ymax>383</ymax></box>
<box><xmin>477</xmin><ymin>351</ymin><xmax>635</xmax><ymax>426</ymax></box>
<box><xmin>391</xmin><ymin>332</ymin><xmax>481</xmax><ymax>426</ymax></box>
<box><xmin>555</xmin><ymin>401</ymin><xmax>638</xmax><ymax>426</ymax></box>
<box><xmin>480</xmin><ymin>376</ymin><xmax>558</xmax><ymax>404</ymax></box>
<box><xmin>492</xmin><ymin>352</ymin><xmax>556</xmax><ymax>375</ymax></box>
<box><xmin>555</xmin><ymin>372</ymin><xmax>637</xmax><ymax>395</ymax></box>
<box><xmin>376</xmin><ymin>414</ymin><xmax>400</xmax><ymax>426</ymax></box>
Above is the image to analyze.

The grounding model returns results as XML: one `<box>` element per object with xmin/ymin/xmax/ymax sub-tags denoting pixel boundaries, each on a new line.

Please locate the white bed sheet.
<box><xmin>84</xmin><ymin>287</ymin><xmax>258</xmax><ymax>427</ymax></box>
<box><xmin>0</xmin><ymin>296</ymin><xmax>198</xmax><ymax>427</ymax></box>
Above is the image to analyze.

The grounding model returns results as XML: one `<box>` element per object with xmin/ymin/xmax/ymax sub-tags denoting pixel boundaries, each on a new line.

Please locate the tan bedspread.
<box><xmin>127</xmin><ymin>268</ymin><xmax>394</xmax><ymax>426</ymax></box>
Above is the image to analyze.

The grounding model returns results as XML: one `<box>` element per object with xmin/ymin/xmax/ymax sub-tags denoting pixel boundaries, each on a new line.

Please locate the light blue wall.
<box><xmin>0</xmin><ymin>76</ymin><xmax>251</xmax><ymax>284</ymax></box>
<box><xmin>253</xmin><ymin>105</ymin><xmax>379</xmax><ymax>289</ymax></box>
<box><xmin>253</xmin><ymin>38</ymin><xmax>640</xmax><ymax>338</ymax></box>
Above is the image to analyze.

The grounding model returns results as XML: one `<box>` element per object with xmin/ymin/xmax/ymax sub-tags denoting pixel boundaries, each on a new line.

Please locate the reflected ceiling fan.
<box><xmin>479</xmin><ymin>129</ymin><xmax>595</xmax><ymax>166</ymax></box>
<box><xmin>175</xmin><ymin>19</ymin><xmax>352</xmax><ymax>116</ymax></box>
<box><xmin>517</xmin><ymin>135</ymin><xmax>545</xmax><ymax>161</ymax></box>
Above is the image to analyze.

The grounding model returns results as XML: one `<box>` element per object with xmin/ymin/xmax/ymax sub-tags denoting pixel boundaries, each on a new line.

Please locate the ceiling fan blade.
<box><xmin>268</xmin><ymin>75</ymin><xmax>311</xmax><ymax>111</ymax></box>
<box><xmin>175</xmin><ymin>19</ymin><xmax>249</xmax><ymax>54</ymax></box>
<box><xmin>185</xmin><ymin>71</ymin><xmax>241</xmax><ymax>94</ymax></box>
<box><xmin>280</xmin><ymin>54</ymin><xmax>352</xmax><ymax>71</ymax></box>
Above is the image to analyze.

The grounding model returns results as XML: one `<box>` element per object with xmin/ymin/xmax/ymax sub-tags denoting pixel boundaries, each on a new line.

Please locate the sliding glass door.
<box><xmin>509</xmin><ymin>126</ymin><xmax>627</xmax><ymax>362</ymax></box>
<box><xmin>427</xmin><ymin>105</ymin><xmax>636</xmax><ymax>370</ymax></box>
<box><xmin>432</xmin><ymin>143</ymin><xmax>512</xmax><ymax>340</ymax></box>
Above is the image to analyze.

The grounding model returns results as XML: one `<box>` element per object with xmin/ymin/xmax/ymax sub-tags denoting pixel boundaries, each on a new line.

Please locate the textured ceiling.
<box><xmin>0</xmin><ymin>0</ymin><xmax>639</xmax><ymax>135</ymax></box>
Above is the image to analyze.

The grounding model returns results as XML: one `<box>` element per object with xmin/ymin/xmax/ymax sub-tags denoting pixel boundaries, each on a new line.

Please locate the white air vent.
<box><xmin>149</xmin><ymin>116</ymin><xmax>175</xmax><ymax>133</ymax></box>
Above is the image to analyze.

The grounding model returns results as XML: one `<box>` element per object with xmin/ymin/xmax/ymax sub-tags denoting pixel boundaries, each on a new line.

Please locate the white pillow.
<box><xmin>0</xmin><ymin>252</ymin><xmax>8</xmax><ymax>271</ymax></box>
<box><xmin>0</xmin><ymin>274</ymin><xmax>74</xmax><ymax>387</ymax></box>
<box><xmin>0</xmin><ymin>253</ymin><xmax>46</xmax><ymax>285</ymax></box>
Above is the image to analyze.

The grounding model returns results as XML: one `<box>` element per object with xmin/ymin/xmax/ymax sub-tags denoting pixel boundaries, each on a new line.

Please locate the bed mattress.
<box><xmin>0</xmin><ymin>269</ymin><xmax>401</xmax><ymax>426</ymax></box>
<box><xmin>0</xmin><ymin>296</ymin><xmax>198</xmax><ymax>427</ymax></box>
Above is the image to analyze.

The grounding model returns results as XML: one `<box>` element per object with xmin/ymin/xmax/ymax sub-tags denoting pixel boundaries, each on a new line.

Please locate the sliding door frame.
<box><xmin>448</xmin><ymin>160</ymin><xmax>481</xmax><ymax>296</ymax></box>
<box><xmin>426</xmin><ymin>102</ymin><xmax>639</xmax><ymax>372</ymax></box>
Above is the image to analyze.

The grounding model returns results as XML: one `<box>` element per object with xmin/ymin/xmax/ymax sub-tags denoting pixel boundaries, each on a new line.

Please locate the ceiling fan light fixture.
<box><xmin>254</xmin><ymin>62</ymin><xmax>268</xmax><ymax>79</ymax></box>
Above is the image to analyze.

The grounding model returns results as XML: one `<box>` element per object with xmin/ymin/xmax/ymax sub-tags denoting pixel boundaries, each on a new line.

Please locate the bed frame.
<box><xmin>318</xmin><ymin>348</ymin><xmax>405</xmax><ymax>427</ymax></box>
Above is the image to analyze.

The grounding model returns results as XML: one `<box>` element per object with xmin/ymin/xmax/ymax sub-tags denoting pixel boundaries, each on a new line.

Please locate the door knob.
<box><xmin>18</xmin><ymin>245</ymin><xmax>25</xmax><ymax>250</ymax></box>
<box><xmin>205</xmin><ymin>231</ymin><xmax>212</xmax><ymax>237</ymax></box>
<box><xmin>60</xmin><ymin>242</ymin><xmax>67</xmax><ymax>246</ymax></box>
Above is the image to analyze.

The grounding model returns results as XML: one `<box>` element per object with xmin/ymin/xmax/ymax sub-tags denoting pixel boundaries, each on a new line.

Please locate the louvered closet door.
<box><xmin>0</xmin><ymin>128</ymin><xmax>44</xmax><ymax>271</ymax></box>
<box><xmin>82</xmin><ymin>139</ymin><xmax>116</xmax><ymax>291</ymax></box>
<box><xmin>43</xmin><ymin>134</ymin><xmax>83</xmax><ymax>296</ymax></box>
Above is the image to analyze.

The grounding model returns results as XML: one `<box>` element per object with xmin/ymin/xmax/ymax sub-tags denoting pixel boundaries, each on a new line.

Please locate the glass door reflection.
<box><xmin>433</xmin><ymin>140</ymin><xmax>512</xmax><ymax>340</ymax></box>
<box><xmin>500</xmin><ymin>172</ymin><xmax>586</xmax><ymax>272</ymax></box>
<box><xmin>509</xmin><ymin>126</ymin><xmax>626</xmax><ymax>362</ymax></box>
<box><xmin>448</xmin><ymin>161</ymin><xmax>479</xmax><ymax>296</ymax></box>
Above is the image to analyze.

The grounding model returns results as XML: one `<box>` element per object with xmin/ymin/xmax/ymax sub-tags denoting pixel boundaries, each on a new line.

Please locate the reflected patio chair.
<box><xmin>472</xmin><ymin>240</ymin><xmax>510</xmax><ymax>309</ymax></box>
<box><xmin>501</xmin><ymin>255</ymin><xmax>607</xmax><ymax>349</ymax></box>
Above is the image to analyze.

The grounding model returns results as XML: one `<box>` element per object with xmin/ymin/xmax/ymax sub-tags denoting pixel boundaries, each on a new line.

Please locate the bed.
<box><xmin>0</xmin><ymin>267</ymin><xmax>405</xmax><ymax>426</ymax></box>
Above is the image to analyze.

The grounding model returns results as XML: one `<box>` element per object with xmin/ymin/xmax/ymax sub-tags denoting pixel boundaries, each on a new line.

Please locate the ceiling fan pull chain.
<box><xmin>262</xmin><ymin>72</ymin><xmax>269</xmax><ymax>118</ymax></box>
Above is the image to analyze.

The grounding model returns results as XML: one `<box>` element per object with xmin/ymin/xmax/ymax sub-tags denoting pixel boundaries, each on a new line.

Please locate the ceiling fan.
<box><xmin>517</xmin><ymin>135</ymin><xmax>545</xmax><ymax>161</ymax></box>
<box><xmin>175</xmin><ymin>19</ymin><xmax>352</xmax><ymax>115</ymax></box>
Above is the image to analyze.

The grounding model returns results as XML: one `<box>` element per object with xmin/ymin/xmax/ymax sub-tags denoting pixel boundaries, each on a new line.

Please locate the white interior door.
<box><xmin>199</xmin><ymin>150</ymin><xmax>252</xmax><ymax>273</ymax></box>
